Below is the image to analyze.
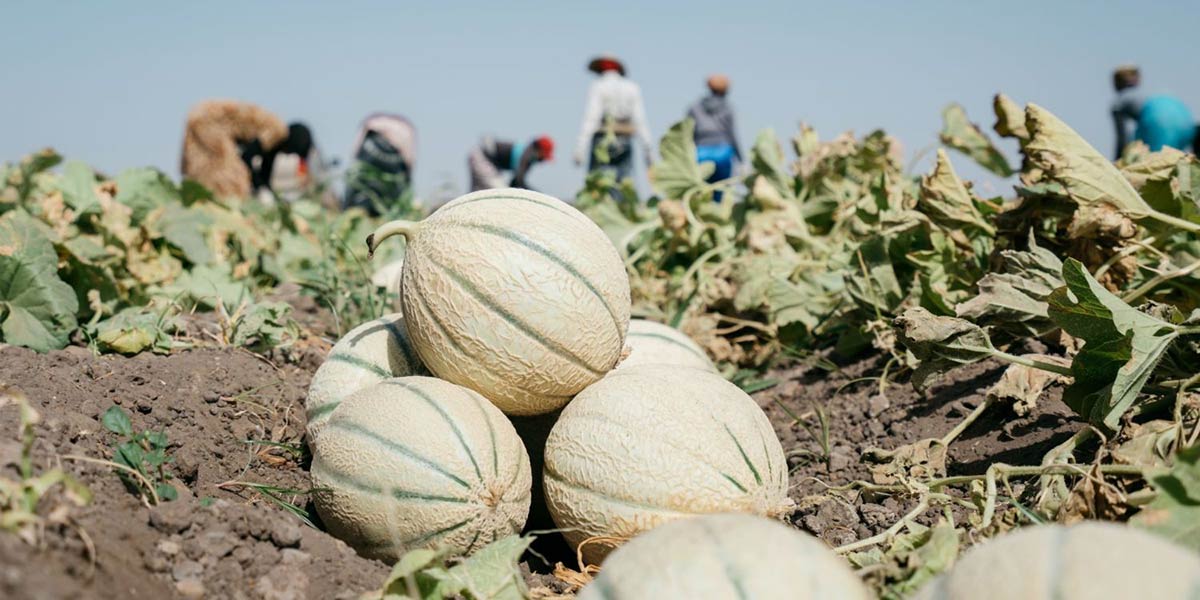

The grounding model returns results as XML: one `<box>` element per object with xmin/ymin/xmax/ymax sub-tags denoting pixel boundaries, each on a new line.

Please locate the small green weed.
<box><xmin>101</xmin><ymin>405</ymin><xmax>177</xmax><ymax>504</ymax></box>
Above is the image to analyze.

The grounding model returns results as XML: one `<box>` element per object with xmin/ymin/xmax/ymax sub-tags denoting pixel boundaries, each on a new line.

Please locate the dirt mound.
<box><xmin>0</xmin><ymin>345</ymin><xmax>388</xmax><ymax>599</ymax></box>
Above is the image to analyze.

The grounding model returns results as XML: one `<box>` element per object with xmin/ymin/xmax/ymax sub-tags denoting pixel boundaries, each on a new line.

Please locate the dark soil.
<box><xmin>763</xmin><ymin>353</ymin><xmax>1080</xmax><ymax>547</ymax></box>
<box><xmin>0</xmin><ymin>345</ymin><xmax>387</xmax><ymax>600</ymax></box>
<box><xmin>0</xmin><ymin>338</ymin><xmax>1080</xmax><ymax>598</ymax></box>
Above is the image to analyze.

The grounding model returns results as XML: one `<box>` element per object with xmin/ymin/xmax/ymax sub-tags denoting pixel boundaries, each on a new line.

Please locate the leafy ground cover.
<box><xmin>1</xmin><ymin>95</ymin><xmax>1199</xmax><ymax>598</ymax></box>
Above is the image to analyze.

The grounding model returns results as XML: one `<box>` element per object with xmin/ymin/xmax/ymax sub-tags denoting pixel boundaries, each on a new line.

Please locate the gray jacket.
<box><xmin>688</xmin><ymin>95</ymin><xmax>742</xmax><ymax>161</ymax></box>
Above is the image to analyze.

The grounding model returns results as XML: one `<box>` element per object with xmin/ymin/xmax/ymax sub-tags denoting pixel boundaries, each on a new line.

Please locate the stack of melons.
<box><xmin>303</xmin><ymin>189</ymin><xmax>815</xmax><ymax>580</ymax></box>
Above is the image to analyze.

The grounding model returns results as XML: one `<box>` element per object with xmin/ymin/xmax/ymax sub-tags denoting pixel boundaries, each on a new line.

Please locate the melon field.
<box><xmin>3</xmin><ymin>96</ymin><xmax>1200</xmax><ymax>599</ymax></box>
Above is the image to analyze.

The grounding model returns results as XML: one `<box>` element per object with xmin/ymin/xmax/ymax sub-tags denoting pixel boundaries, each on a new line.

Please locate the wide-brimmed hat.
<box><xmin>587</xmin><ymin>54</ymin><xmax>626</xmax><ymax>76</ymax></box>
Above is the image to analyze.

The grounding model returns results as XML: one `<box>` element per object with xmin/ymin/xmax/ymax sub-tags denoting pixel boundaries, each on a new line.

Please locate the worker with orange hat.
<box><xmin>468</xmin><ymin>134</ymin><xmax>554</xmax><ymax>192</ymax></box>
<box><xmin>574</xmin><ymin>54</ymin><xmax>653</xmax><ymax>182</ymax></box>
<box><xmin>687</xmin><ymin>74</ymin><xmax>742</xmax><ymax>200</ymax></box>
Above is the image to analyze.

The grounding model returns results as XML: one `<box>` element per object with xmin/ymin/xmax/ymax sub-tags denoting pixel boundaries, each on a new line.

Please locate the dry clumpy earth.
<box><xmin>0</xmin><ymin>337</ymin><xmax>1078</xmax><ymax>599</ymax></box>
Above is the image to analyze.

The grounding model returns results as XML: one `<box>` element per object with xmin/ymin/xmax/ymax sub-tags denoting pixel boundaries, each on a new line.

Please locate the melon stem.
<box><xmin>366</xmin><ymin>220</ymin><xmax>420</xmax><ymax>258</ymax></box>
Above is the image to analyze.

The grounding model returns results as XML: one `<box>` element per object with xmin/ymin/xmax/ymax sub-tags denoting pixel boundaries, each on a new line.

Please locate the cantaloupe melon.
<box><xmin>311</xmin><ymin>376</ymin><xmax>531</xmax><ymax>561</ymax></box>
<box><xmin>305</xmin><ymin>313</ymin><xmax>425</xmax><ymax>441</ymax></box>
<box><xmin>578</xmin><ymin>513</ymin><xmax>871</xmax><ymax>600</ymax></box>
<box><xmin>614</xmin><ymin>319</ymin><xmax>716</xmax><ymax>373</ymax></box>
<box><xmin>543</xmin><ymin>365</ymin><xmax>791</xmax><ymax>564</ymax></box>
<box><xmin>366</xmin><ymin>188</ymin><xmax>631</xmax><ymax>416</ymax></box>
<box><xmin>914</xmin><ymin>522</ymin><xmax>1200</xmax><ymax>600</ymax></box>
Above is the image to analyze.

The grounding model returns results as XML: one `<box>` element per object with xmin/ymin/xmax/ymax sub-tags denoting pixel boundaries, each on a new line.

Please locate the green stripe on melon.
<box><xmin>367</xmin><ymin>188</ymin><xmax>632</xmax><ymax>416</ymax></box>
<box><xmin>615</xmin><ymin>319</ymin><xmax>716</xmax><ymax>373</ymax></box>
<box><xmin>305</xmin><ymin>313</ymin><xmax>426</xmax><ymax>442</ymax></box>
<box><xmin>311</xmin><ymin>376</ymin><xmax>531</xmax><ymax>562</ymax></box>
<box><xmin>544</xmin><ymin>365</ymin><xmax>791</xmax><ymax>565</ymax></box>
<box><xmin>577</xmin><ymin>514</ymin><xmax>871</xmax><ymax>600</ymax></box>
<box><xmin>914</xmin><ymin>522</ymin><xmax>1200</xmax><ymax>600</ymax></box>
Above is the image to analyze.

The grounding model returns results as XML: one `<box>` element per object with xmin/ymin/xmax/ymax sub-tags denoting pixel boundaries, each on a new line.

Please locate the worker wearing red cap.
<box><xmin>574</xmin><ymin>54</ymin><xmax>653</xmax><ymax>181</ymax></box>
<box><xmin>468</xmin><ymin>135</ymin><xmax>554</xmax><ymax>192</ymax></box>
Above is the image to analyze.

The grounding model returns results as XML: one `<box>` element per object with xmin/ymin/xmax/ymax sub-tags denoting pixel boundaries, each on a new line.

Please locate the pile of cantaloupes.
<box><xmin>300</xmin><ymin>188</ymin><xmax>844</xmax><ymax>590</ymax></box>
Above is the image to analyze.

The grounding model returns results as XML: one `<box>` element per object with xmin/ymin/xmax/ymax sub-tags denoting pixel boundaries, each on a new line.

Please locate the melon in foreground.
<box><xmin>914</xmin><ymin>522</ymin><xmax>1200</xmax><ymax>600</ymax></box>
<box><xmin>614</xmin><ymin>319</ymin><xmax>716</xmax><ymax>373</ymax></box>
<box><xmin>544</xmin><ymin>365</ymin><xmax>791</xmax><ymax>564</ymax></box>
<box><xmin>578</xmin><ymin>513</ymin><xmax>870</xmax><ymax>600</ymax></box>
<box><xmin>305</xmin><ymin>313</ymin><xmax>425</xmax><ymax>441</ymax></box>
<box><xmin>311</xmin><ymin>376</ymin><xmax>532</xmax><ymax>561</ymax></box>
<box><xmin>366</xmin><ymin>188</ymin><xmax>631</xmax><ymax>416</ymax></box>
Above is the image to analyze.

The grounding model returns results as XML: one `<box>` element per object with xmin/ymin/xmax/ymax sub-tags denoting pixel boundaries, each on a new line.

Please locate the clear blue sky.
<box><xmin>3</xmin><ymin>0</ymin><xmax>1198</xmax><ymax>202</ymax></box>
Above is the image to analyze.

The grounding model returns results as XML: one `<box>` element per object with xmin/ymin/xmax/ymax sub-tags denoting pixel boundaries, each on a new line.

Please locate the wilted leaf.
<box><xmin>864</xmin><ymin>437</ymin><xmax>948</xmax><ymax>484</ymax></box>
<box><xmin>1025</xmin><ymin>103</ymin><xmax>1154</xmax><ymax>220</ymax></box>
<box><xmin>1112</xmin><ymin>420</ymin><xmax>1177</xmax><ymax>470</ymax></box>
<box><xmin>1120</xmin><ymin>147</ymin><xmax>1189</xmax><ymax>190</ymax></box>
<box><xmin>0</xmin><ymin>211</ymin><xmax>79</xmax><ymax>352</ymax></box>
<box><xmin>648</xmin><ymin>119</ymin><xmax>714</xmax><ymax>201</ymax></box>
<box><xmin>93</xmin><ymin>306</ymin><xmax>178</xmax><ymax>355</ymax></box>
<box><xmin>992</xmin><ymin>94</ymin><xmax>1029</xmax><ymax>142</ymax></box>
<box><xmin>956</xmin><ymin>233</ymin><xmax>1064</xmax><ymax>337</ymax></box>
<box><xmin>1058</xmin><ymin>464</ymin><xmax>1131</xmax><ymax>523</ymax></box>
<box><xmin>1046</xmin><ymin>259</ymin><xmax>1183</xmax><ymax>431</ymax></box>
<box><xmin>1131</xmin><ymin>445</ymin><xmax>1200</xmax><ymax>552</ymax></box>
<box><xmin>894</xmin><ymin>307</ymin><xmax>997</xmax><ymax>391</ymax></box>
<box><xmin>919</xmin><ymin>150</ymin><xmax>995</xmax><ymax>235</ymax></box>
<box><xmin>987</xmin><ymin>355</ymin><xmax>1070</xmax><ymax>417</ymax></box>
<box><xmin>940</xmin><ymin>103</ymin><xmax>1013</xmax><ymax>176</ymax></box>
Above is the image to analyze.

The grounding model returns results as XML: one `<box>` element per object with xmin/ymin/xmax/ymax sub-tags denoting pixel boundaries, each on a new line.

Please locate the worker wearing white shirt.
<box><xmin>573</xmin><ymin>54</ymin><xmax>653</xmax><ymax>182</ymax></box>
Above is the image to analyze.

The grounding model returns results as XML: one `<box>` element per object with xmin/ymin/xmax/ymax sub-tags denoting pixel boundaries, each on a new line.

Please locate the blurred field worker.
<box><xmin>468</xmin><ymin>135</ymin><xmax>554</xmax><ymax>192</ymax></box>
<box><xmin>1110</xmin><ymin>65</ymin><xmax>1195</xmax><ymax>158</ymax></box>
<box><xmin>180</xmin><ymin>99</ymin><xmax>313</xmax><ymax>199</ymax></box>
<box><xmin>688</xmin><ymin>74</ymin><xmax>742</xmax><ymax>201</ymax></box>
<box><xmin>343</xmin><ymin>113</ymin><xmax>418</xmax><ymax>216</ymax></box>
<box><xmin>574</xmin><ymin>54</ymin><xmax>653</xmax><ymax>182</ymax></box>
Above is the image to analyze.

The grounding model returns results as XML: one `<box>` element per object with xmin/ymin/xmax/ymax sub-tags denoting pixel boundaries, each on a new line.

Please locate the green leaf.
<box><xmin>956</xmin><ymin>233</ymin><xmax>1064</xmax><ymax>337</ymax></box>
<box><xmin>424</xmin><ymin>535</ymin><xmax>534</xmax><ymax>600</ymax></box>
<box><xmin>894</xmin><ymin>307</ymin><xmax>997</xmax><ymax>391</ymax></box>
<box><xmin>156</xmin><ymin>203</ymin><xmax>215</xmax><ymax>265</ymax></box>
<box><xmin>1024</xmin><ymin>103</ymin><xmax>1155</xmax><ymax>221</ymax></box>
<box><xmin>100</xmin><ymin>406</ymin><xmax>134</xmax><ymax>437</ymax></box>
<box><xmin>918</xmin><ymin>149</ymin><xmax>995</xmax><ymax>235</ymax></box>
<box><xmin>115</xmin><ymin>167</ymin><xmax>180</xmax><ymax>222</ymax></box>
<box><xmin>144</xmin><ymin>430</ymin><xmax>169</xmax><ymax>450</ymax></box>
<box><xmin>939</xmin><ymin>103</ymin><xmax>1013</xmax><ymax>176</ymax></box>
<box><xmin>58</xmin><ymin>160</ymin><xmax>101</xmax><ymax>214</ymax></box>
<box><xmin>649</xmin><ymin>119</ymin><xmax>714</xmax><ymax>200</ymax></box>
<box><xmin>1132</xmin><ymin>445</ymin><xmax>1200</xmax><ymax>551</ymax></box>
<box><xmin>231</xmin><ymin>301</ymin><xmax>296</xmax><ymax>351</ymax></box>
<box><xmin>1046</xmin><ymin>259</ymin><xmax>1182</xmax><ymax>431</ymax></box>
<box><xmin>115</xmin><ymin>440</ymin><xmax>145</xmax><ymax>472</ymax></box>
<box><xmin>749</xmin><ymin>129</ymin><xmax>797</xmax><ymax>203</ymax></box>
<box><xmin>159</xmin><ymin>263</ymin><xmax>251</xmax><ymax>311</ymax></box>
<box><xmin>0</xmin><ymin>211</ymin><xmax>80</xmax><ymax>352</ymax></box>
<box><xmin>156</xmin><ymin>483</ymin><xmax>179</xmax><ymax>502</ymax></box>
